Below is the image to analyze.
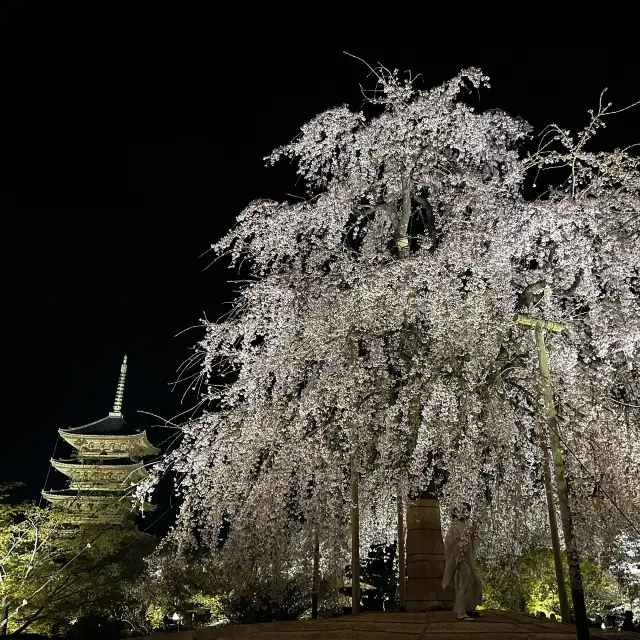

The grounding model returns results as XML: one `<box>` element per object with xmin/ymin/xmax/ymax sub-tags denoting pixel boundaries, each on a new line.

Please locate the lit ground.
<box><xmin>139</xmin><ymin>610</ymin><xmax>633</xmax><ymax>640</ymax></box>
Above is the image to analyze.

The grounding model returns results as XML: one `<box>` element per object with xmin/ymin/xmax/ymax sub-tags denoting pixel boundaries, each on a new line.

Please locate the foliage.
<box><xmin>315</xmin><ymin>568</ymin><xmax>351</xmax><ymax>616</ymax></box>
<box><xmin>480</xmin><ymin>548</ymin><xmax>633</xmax><ymax>619</ymax></box>
<box><xmin>143</xmin><ymin>541</ymin><xmax>352</xmax><ymax>625</ymax></box>
<box><xmin>220</xmin><ymin>572</ymin><xmax>309</xmax><ymax>624</ymax></box>
<box><xmin>140</xmin><ymin>62</ymin><xmax>640</xmax><ymax>594</ymax></box>
<box><xmin>610</xmin><ymin>535</ymin><xmax>640</xmax><ymax>612</ymax></box>
<box><xmin>190</xmin><ymin>592</ymin><xmax>223</xmax><ymax>620</ymax></box>
<box><xmin>145</xmin><ymin>602</ymin><xmax>165</xmax><ymax>629</ymax></box>
<box><xmin>1</xmin><ymin>491</ymin><xmax>65</xmax><ymax>634</ymax></box>
<box><xmin>141</xmin><ymin>542</ymin><xmax>225</xmax><ymax>624</ymax></box>
<box><xmin>360</xmin><ymin>543</ymin><xmax>397</xmax><ymax>610</ymax></box>
<box><xmin>66</xmin><ymin>614</ymin><xmax>125</xmax><ymax>640</ymax></box>
<box><xmin>0</xmin><ymin>487</ymin><xmax>152</xmax><ymax>635</ymax></box>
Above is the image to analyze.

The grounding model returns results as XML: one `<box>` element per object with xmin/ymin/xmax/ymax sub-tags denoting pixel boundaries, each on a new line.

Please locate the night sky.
<box><xmin>3</xmin><ymin>47</ymin><xmax>638</xmax><ymax>530</ymax></box>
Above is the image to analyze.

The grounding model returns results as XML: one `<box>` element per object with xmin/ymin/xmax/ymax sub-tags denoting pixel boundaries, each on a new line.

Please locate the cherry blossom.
<box><xmin>139</xmin><ymin>66</ymin><xmax>640</xmax><ymax>592</ymax></box>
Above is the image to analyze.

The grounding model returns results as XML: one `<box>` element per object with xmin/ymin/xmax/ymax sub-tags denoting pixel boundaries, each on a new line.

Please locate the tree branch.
<box><xmin>12</xmin><ymin>605</ymin><xmax>45</xmax><ymax>635</ymax></box>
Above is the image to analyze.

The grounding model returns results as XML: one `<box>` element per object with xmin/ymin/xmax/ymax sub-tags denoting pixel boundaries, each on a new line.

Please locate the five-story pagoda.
<box><xmin>43</xmin><ymin>356</ymin><xmax>158</xmax><ymax>527</ymax></box>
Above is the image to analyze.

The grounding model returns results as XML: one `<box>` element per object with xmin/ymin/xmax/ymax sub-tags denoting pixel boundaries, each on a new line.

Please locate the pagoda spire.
<box><xmin>110</xmin><ymin>354</ymin><xmax>128</xmax><ymax>417</ymax></box>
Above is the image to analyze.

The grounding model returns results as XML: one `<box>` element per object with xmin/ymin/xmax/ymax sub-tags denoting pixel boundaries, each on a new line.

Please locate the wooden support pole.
<box><xmin>350</xmin><ymin>451</ymin><xmax>360</xmax><ymax>615</ymax></box>
<box><xmin>397</xmin><ymin>482</ymin><xmax>406</xmax><ymax>610</ymax></box>
<box><xmin>311</xmin><ymin>532</ymin><xmax>320</xmax><ymax>619</ymax></box>
<box><xmin>538</xmin><ymin>418</ymin><xmax>570</xmax><ymax>623</ymax></box>
<box><xmin>516</xmin><ymin>315</ymin><xmax>589</xmax><ymax>640</ymax></box>
<box><xmin>533</xmin><ymin>325</ymin><xmax>589</xmax><ymax>640</ymax></box>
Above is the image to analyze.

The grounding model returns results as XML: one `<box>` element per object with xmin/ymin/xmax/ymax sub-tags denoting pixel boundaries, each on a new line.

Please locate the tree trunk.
<box><xmin>311</xmin><ymin>532</ymin><xmax>320</xmax><ymax>619</ymax></box>
<box><xmin>274</xmin><ymin>543</ymin><xmax>283</xmax><ymax>608</ymax></box>
<box><xmin>535</xmin><ymin>326</ymin><xmax>589</xmax><ymax>640</ymax></box>
<box><xmin>395</xmin><ymin>174</ymin><xmax>413</xmax><ymax>256</ymax></box>
<box><xmin>350</xmin><ymin>451</ymin><xmax>360</xmax><ymax>614</ymax></box>
<box><xmin>0</xmin><ymin>596</ymin><xmax>8</xmax><ymax>636</ymax></box>
<box><xmin>538</xmin><ymin>416</ymin><xmax>570</xmax><ymax>624</ymax></box>
<box><xmin>397</xmin><ymin>482</ymin><xmax>406</xmax><ymax>610</ymax></box>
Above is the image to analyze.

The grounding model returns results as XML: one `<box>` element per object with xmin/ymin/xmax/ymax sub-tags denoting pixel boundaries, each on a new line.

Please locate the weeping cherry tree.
<box><xmin>140</xmin><ymin>64</ymin><xmax>640</xmax><ymax>618</ymax></box>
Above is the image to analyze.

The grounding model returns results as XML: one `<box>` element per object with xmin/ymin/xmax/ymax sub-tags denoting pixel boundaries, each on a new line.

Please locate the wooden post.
<box><xmin>534</xmin><ymin>325</ymin><xmax>589</xmax><ymax>640</ymax></box>
<box><xmin>346</xmin><ymin>341</ymin><xmax>361</xmax><ymax>616</ymax></box>
<box><xmin>516</xmin><ymin>315</ymin><xmax>590</xmax><ymax>640</ymax></box>
<box><xmin>538</xmin><ymin>415</ymin><xmax>570</xmax><ymax>623</ymax></box>
<box><xmin>274</xmin><ymin>543</ymin><xmax>282</xmax><ymax>601</ymax></box>
<box><xmin>350</xmin><ymin>451</ymin><xmax>360</xmax><ymax>614</ymax></box>
<box><xmin>397</xmin><ymin>483</ymin><xmax>406</xmax><ymax>610</ymax></box>
<box><xmin>311</xmin><ymin>532</ymin><xmax>320</xmax><ymax>619</ymax></box>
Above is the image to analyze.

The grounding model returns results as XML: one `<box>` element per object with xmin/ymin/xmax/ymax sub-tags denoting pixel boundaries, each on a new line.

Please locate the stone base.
<box><xmin>406</xmin><ymin>577</ymin><xmax>454</xmax><ymax>612</ymax></box>
<box><xmin>405</xmin><ymin>602</ymin><xmax>455</xmax><ymax>612</ymax></box>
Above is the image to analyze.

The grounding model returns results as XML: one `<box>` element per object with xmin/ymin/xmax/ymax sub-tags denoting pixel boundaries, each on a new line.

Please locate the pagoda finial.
<box><xmin>111</xmin><ymin>354</ymin><xmax>128</xmax><ymax>416</ymax></box>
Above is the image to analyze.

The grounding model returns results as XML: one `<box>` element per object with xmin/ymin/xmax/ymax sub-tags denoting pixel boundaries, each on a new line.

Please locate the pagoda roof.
<box><xmin>42</xmin><ymin>489</ymin><xmax>155</xmax><ymax>513</ymax></box>
<box><xmin>50</xmin><ymin>459</ymin><xmax>148</xmax><ymax>489</ymax></box>
<box><xmin>52</xmin><ymin>457</ymin><xmax>143</xmax><ymax>467</ymax></box>
<box><xmin>43</xmin><ymin>489</ymin><xmax>134</xmax><ymax>499</ymax></box>
<box><xmin>58</xmin><ymin>427</ymin><xmax>159</xmax><ymax>458</ymax></box>
<box><xmin>60</xmin><ymin>413</ymin><xmax>141</xmax><ymax>436</ymax></box>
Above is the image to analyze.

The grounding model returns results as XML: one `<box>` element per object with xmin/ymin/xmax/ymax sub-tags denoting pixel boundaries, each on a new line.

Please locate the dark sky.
<box><xmin>2</xmin><ymin>47</ymin><xmax>638</xmax><ymax>529</ymax></box>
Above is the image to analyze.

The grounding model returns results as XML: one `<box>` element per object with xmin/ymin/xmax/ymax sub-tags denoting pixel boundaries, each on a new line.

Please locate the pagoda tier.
<box><xmin>59</xmin><ymin>429</ymin><xmax>159</xmax><ymax>460</ymax></box>
<box><xmin>41</xmin><ymin>490</ymin><xmax>154</xmax><ymax>525</ymax></box>
<box><xmin>51</xmin><ymin>458</ymin><xmax>148</xmax><ymax>491</ymax></box>
<box><xmin>44</xmin><ymin>355</ymin><xmax>159</xmax><ymax>528</ymax></box>
<box><xmin>58</xmin><ymin>420</ymin><xmax>158</xmax><ymax>459</ymax></box>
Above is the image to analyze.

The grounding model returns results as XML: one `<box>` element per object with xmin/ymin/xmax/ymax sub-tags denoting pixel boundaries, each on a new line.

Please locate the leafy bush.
<box><xmin>221</xmin><ymin>573</ymin><xmax>309</xmax><ymax>624</ymax></box>
<box><xmin>479</xmin><ymin>548</ymin><xmax>629</xmax><ymax>619</ymax></box>
<box><xmin>66</xmin><ymin>615</ymin><xmax>125</xmax><ymax>640</ymax></box>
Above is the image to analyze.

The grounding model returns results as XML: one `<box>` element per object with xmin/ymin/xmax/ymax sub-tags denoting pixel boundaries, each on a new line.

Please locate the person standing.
<box><xmin>620</xmin><ymin>611</ymin><xmax>635</xmax><ymax>632</ymax></box>
<box><xmin>604</xmin><ymin>612</ymin><xmax>616</xmax><ymax>629</ymax></box>
<box><xmin>442</xmin><ymin>502</ymin><xmax>483</xmax><ymax>621</ymax></box>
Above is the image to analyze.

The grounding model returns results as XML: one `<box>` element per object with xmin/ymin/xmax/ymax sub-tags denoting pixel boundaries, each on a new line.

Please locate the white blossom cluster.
<box><xmin>139</xmin><ymin>67</ymin><xmax>640</xmax><ymax>586</ymax></box>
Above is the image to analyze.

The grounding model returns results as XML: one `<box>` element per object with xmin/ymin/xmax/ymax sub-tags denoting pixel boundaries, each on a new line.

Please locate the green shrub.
<box><xmin>221</xmin><ymin>574</ymin><xmax>308</xmax><ymax>624</ymax></box>
<box><xmin>479</xmin><ymin>548</ymin><xmax>627</xmax><ymax>619</ymax></box>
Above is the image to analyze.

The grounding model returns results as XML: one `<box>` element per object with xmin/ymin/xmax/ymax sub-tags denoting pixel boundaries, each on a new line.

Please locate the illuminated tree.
<box><xmin>1</xmin><ymin>488</ymin><xmax>149</xmax><ymax>635</ymax></box>
<box><xmin>142</xmin><ymin>64</ymin><xmax>640</xmax><ymax>615</ymax></box>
